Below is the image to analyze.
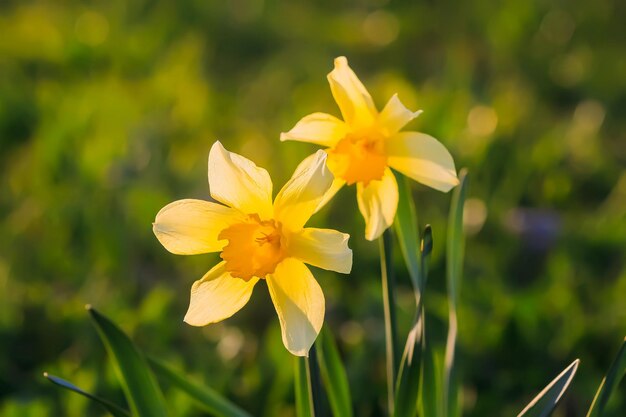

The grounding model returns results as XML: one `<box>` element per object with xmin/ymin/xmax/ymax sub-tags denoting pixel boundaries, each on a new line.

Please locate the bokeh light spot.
<box><xmin>467</xmin><ymin>105</ymin><xmax>498</xmax><ymax>137</ymax></box>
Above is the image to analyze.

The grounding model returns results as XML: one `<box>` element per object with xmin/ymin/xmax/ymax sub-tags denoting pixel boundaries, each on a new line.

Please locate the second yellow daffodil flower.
<box><xmin>282</xmin><ymin>57</ymin><xmax>459</xmax><ymax>240</ymax></box>
<box><xmin>153</xmin><ymin>142</ymin><xmax>352</xmax><ymax>356</ymax></box>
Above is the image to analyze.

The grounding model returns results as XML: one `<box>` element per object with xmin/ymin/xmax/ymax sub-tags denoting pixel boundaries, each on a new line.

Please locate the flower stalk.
<box><xmin>307</xmin><ymin>343</ymin><xmax>325</xmax><ymax>417</ymax></box>
<box><xmin>379</xmin><ymin>228</ymin><xmax>398</xmax><ymax>415</ymax></box>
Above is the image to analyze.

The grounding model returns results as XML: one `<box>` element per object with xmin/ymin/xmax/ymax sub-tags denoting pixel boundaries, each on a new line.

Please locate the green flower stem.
<box><xmin>380</xmin><ymin>228</ymin><xmax>398</xmax><ymax>415</ymax></box>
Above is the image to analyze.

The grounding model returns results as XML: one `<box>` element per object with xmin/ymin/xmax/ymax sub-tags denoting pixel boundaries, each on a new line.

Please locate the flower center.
<box><xmin>327</xmin><ymin>131</ymin><xmax>387</xmax><ymax>186</ymax></box>
<box><xmin>219</xmin><ymin>214</ymin><xmax>285</xmax><ymax>281</ymax></box>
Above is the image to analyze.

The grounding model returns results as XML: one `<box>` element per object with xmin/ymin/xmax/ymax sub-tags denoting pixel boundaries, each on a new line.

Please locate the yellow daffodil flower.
<box><xmin>281</xmin><ymin>56</ymin><xmax>459</xmax><ymax>240</ymax></box>
<box><xmin>153</xmin><ymin>141</ymin><xmax>352</xmax><ymax>356</ymax></box>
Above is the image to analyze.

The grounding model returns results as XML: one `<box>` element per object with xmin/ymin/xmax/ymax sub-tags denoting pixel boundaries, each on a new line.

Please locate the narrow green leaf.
<box><xmin>43</xmin><ymin>372</ymin><xmax>130</xmax><ymax>417</ymax></box>
<box><xmin>316</xmin><ymin>327</ymin><xmax>353</xmax><ymax>417</ymax></box>
<box><xmin>393</xmin><ymin>314</ymin><xmax>422</xmax><ymax>417</ymax></box>
<box><xmin>444</xmin><ymin>169</ymin><xmax>468</xmax><ymax>417</ymax></box>
<box><xmin>517</xmin><ymin>359</ymin><xmax>579</xmax><ymax>417</ymax></box>
<box><xmin>87</xmin><ymin>305</ymin><xmax>168</xmax><ymax>417</ymax></box>
<box><xmin>586</xmin><ymin>337</ymin><xmax>626</xmax><ymax>417</ymax></box>
<box><xmin>148</xmin><ymin>358</ymin><xmax>252</xmax><ymax>417</ymax></box>
<box><xmin>394</xmin><ymin>225</ymin><xmax>435</xmax><ymax>417</ymax></box>
<box><xmin>446</xmin><ymin>169</ymin><xmax>468</xmax><ymax>306</ymax></box>
<box><xmin>419</xmin><ymin>323</ymin><xmax>442</xmax><ymax>417</ymax></box>
<box><xmin>295</xmin><ymin>356</ymin><xmax>314</xmax><ymax>417</ymax></box>
<box><xmin>394</xmin><ymin>173</ymin><xmax>423</xmax><ymax>300</ymax></box>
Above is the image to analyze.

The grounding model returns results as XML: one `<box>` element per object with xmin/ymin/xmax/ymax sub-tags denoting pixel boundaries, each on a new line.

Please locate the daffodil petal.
<box><xmin>387</xmin><ymin>132</ymin><xmax>459</xmax><ymax>192</ymax></box>
<box><xmin>184</xmin><ymin>262</ymin><xmax>259</xmax><ymax>326</ymax></box>
<box><xmin>327</xmin><ymin>56</ymin><xmax>377</xmax><ymax>128</ymax></box>
<box><xmin>273</xmin><ymin>150</ymin><xmax>333</xmax><ymax>231</ymax></box>
<box><xmin>288</xmin><ymin>228</ymin><xmax>352</xmax><ymax>274</ymax></box>
<box><xmin>378</xmin><ymin>94</ymin><xmax>422</xmax><ymax>136</ymax></box>
<box><xmin>314</xmin><ymin>175</ymin><xmax>346</xmax><ymax>214</ymax></box>
<box><xmin>280</xmin><ymin>112</ymin><xmax>349</xmax><ymax>147</ymax></box>
<box><xmin>267</xmin><ymin>258</ymin><xmax>325</xmax><ymax>356</ymax></box>
<box><xmin>356</xmin><ymin>168</ymin><xmax>399</xmax><ymax>241</ymax></box>
<box><xmin>153</xmin><ymin>199</ymin><xmax>244</xmax><ymax>254</ymax></box>
<box><xmin>208</xmin><ymin>141</ymin><xmax>273</xmax><ymax>219</ymax></box>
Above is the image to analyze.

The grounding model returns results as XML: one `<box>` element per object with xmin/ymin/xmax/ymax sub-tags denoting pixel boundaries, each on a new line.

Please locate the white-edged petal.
<box><xmin>387</xmin><ymin>132</ymin><xmax>459</xmax><ymax>192</ymax></box>
<box><xmin>280</xmin><ymin>112</ymin><xmax>349</xmax><ymax>147</ymax></box>
<box><xmin>356</xmin><ymin>168</ymin><xmax>399</xmax><ymax>241</ymax></box>
<box><xmin>378</xmin><ymin>94</ymin><xmax>422</xmax><ymax>136</ymax></box>
<box><xmin>208</xmin><ymin>141</ymin><xmax>273</xmax><ymax>219</ymax></box>
<box><xmin>184</xmin><ymin>262</ymin><xmax>259</xmax><ymax>326</ymax></box>
<box><xmin>153</xmin><ymin>199</ymin><xmax>244</xmax><ymax>255</ymax></box>
<box><xmin>273</xmin><ymin>150</ymin><xmax>334</xmax><ymax>231</ymax></box>
<box><xmin>327</xmin><ymin>56</ymin><xmax>377</xmax><ymax>128</ymax></box>
<box><xmin>288</xmin><ymin>228</ymin><xmax>352</xmax><ymax>274</ymax></box>
<box><xmin>267</xmin><ymin>258</ymin><xmax>325</xmax><ymax>356</ymax></box>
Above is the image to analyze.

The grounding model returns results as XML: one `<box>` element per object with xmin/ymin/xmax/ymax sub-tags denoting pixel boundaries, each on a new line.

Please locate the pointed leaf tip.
<box><xmin>517</xmin><ymin>359</ymin><xmax>579</xmax><ymax>417</ymax></box>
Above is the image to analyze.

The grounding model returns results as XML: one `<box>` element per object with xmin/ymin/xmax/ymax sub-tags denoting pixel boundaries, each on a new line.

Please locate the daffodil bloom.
<box><xmin>281</xmin><ymin>57</ymin><xmax>459</xmax><ymax>240</ymax></box>
<box><xmin>153</xmin><ymin>142</ymin><xmax>352</xmax><ymax>356</ymax></box>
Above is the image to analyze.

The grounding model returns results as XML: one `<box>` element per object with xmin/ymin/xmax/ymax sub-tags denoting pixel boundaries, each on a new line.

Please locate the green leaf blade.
<box><xmin>517</xmin><ymin>359</ymin><xmax>579</xmax><ymax>417</ymax></box>
<box><xmin>393</xmin><ymin>315</ymin><xmax>422</xmax><ymax>417</ymax></box>
<box><xmin>316</xmin><ymin>327</ymin><xmax>353</xmax><ymax>417</ymax></box>
<box><xmin>148</xmin><ymin>358</ymin><xmax>252</xmax><ymax>417</ymax></box>
<box><xmin>444</xmin><ymin>169</ymin><xmax>468</xmax><ymax>417</ymax></box>
<box><xmin>394</xmin><ymin>172</ymin><xmax>423</xmax><ymax>299</ymax></box>
<box><xmin>43</xmin><ymin>372</ymin><xmax>130</xmax><ymax>417</ymax></box>
<box><xmin>586</xmin><ymin>337</ymin><xmax>626</xmax><ymax>417</ymax></box>
<box><xmin>87</xmin><ymin>306</ymin><xmax>168</xmax><ymax>417</ymax></box>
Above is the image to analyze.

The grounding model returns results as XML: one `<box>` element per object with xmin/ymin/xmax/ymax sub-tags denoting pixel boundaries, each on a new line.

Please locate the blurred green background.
<box><xmin>1</xmin><ymin>0</ymin><xmax>625</xmax><ymax>416</ymax></box>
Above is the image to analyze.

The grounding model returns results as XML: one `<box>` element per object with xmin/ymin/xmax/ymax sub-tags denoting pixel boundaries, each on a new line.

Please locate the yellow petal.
<box><xmin>386</xmin><ymin>132</ymin><xmax>459</xmax><ymax>192</ymax></box>
<box><xmin>280</xmin><ymin>112</ymin><xmax>349</xmax><ymax>147</ymax></box>
<box><xmin>314</xmin><ymin>175</ymin><xmax>346</xmax><ymax>214</ymax></box>
<box><xmin>153</xmin><ymin>199</ymin><xmax>244</xmax><ymax>255</ymax></box>
<box><xmin>267</xmin><ymin>258</ymin><xmax>325</xmax><ymax>356</ymax></box>
<box><xmin>327</xmin><ymin>56</ymin><xmax>377</xmax><ymax>128</ymax></box>
<box><xmin>378</xmin><ymin>94</ymin><xmax>422</xmax><ymax>136</ymax></box>
<box><xmin>273</xmin><ymin>150</ymin><xmax>333</xmax><ymax>231</ymax></box>
<box><xmin>184</xmin><ymin>262</ymin><xmax>259</xmax><ymax>326</ymax></box>
<box><xmin>288</xmin><ymin>228</ymin><xmax>352</xmax><ymax>273</ymax></box>
<box><xmin>208</xmin><ymin>141</ymin><xmax>273</xmax><ymax>219</ymax></box>
<box><xmin>356</xmin><ymin>168</ymin><xmax>399</xmax><ymax>241</ymax></box>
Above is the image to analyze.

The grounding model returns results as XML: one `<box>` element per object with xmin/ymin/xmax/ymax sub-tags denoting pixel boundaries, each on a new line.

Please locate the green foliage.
<box><xmin>443</xmin><ymin>170</ymin><xmax>469</xmax><ymax>417</ymax></box>
<box><xmin>88</xmin><ymin>306</ymin><xmax>169</xmax><ymax>417</ymax></box>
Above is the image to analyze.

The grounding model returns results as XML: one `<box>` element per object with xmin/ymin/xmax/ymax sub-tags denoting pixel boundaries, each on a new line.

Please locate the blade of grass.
<box><xmin>380</xmin><ymin>228</ymin><xmax>399</xmax><ymax>415</ymax></box>
<box><xmin>87</xmin><ymin>305</ymin><xmax>168</xmax><ymax>417</ymax></box>
<box><xmin>148</xmin><ymin>357</ymin><xmax>252</xmax><ymax>417</ymax></box>
<box><xmin>394</xmin><ymin>173</ymin><xmax>423</xmax><ymax>303</ymax></box>
<box><xmin>586</xmin><ymin>337</ymin><xmax>626</xmax><ymax>417</ymax></box>
<box><xmin>393</xmin><ymin>313</ymin><xmax>423</xmax><ymax>417</ymax></box>
<box><xmin>444</xmin><ymin>169</ymin><xmax>468</xmax><ymax>417</ymax></box>
<box><xmin>43</xmin><ymin>372</ymin><xmax>130</xmax><ymax>417</ymax></box>
<box><xmin>295</xmin><ymin>356</ymin><xmax>314</xmax><ymax>417</ymax></box>
<box><xmin>416</xmin><ymin>227</ymin><xmax>441</xmax><ymax>417</ymax></box>
<box><xmin>517</xmin><ymin>359</ymin><xmax>580</xmax><ymax>417</ymax></box>
<box><xmin>316</xmin><ymin>327</ymin><xmax>352</xmax><ymax>417</ymax></box>
<box><xmin>420</xmin><ymin>333</ymin><xmax>442</xmax><ymax>417</ymax></box>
